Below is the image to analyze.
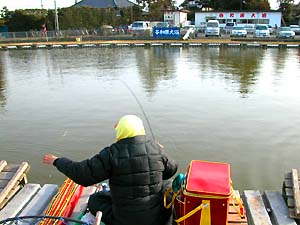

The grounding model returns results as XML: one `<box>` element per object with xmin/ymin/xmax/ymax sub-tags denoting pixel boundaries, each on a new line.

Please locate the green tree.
<box><xmin>4</xmin><ymin>9</ymin><xmax>47</xmax><ymax>32</ymax></box>
<box><xmin>136</xmin><ymin>0</ymin><xmax>175</xmax><ymax>20</ymax></box>
<box><xmin>277</xmin><ymin>0</ymin><xmax>294</xmax><ymax>24</ymax></box>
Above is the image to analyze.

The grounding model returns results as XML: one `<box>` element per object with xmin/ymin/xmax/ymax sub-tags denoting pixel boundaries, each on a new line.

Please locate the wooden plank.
<box><xmin>228</xmin><ymin>213</ymin><xmax>248</xmax><ymax>223</ymax></box>
<box><xmin>19</xmin><ymin>184</ymin><xmax>58</xmax><ymax>216</ymax></box>
<box><xmin>0</xmin><ymin>172</ymin><xmax>15</xmax><ymax>181</ymax></box>
<box><xmin>0</xmin><ymin>161</ymin><xmax>7</xmax><ymax>172</ymax></box>
<box><xmin>17</xmin><ymin>184</ymin><xmax>59</xmax><ymax>225</ymax></box>
<box><xmin>285</xmin><ymin>188</ymin><xmax>294</xmax><ymax>198</ymax></box>
<box><xmin>285</xmin><ymin>172</ymin><xmax>300</xmax><ymax>181</ymax></box>
<box><xmin>229</xmin><ymin>190</ymin><xmax>248</xmax><ymax>224</ymax></box>
<box><xmin>0</xmin><ymin>183</ymin><xmax>40</xmax><ymax>221</ymax></box>
<box><xmin>0</xmin><ymin>180</ymin><xmax>9</xmax><ymax>189</ymax></box>
<box><xmin>71</xmin><ymin>186</ymin><xmax>97</xmax><ymax>220</ymax></box>
<box><xmin>291</xmin><ymin>169</ymin><xmax>300</xmax><ymax>216</ymax></box>
<box><xmin>264</xmin><ymin>190</ymin><xmax>297</xmax><ymax>225</ymax></box>
<box><xmin>287</xmin><ymin>198</ymin><xmax>295</xmax><ymax>208</ymax></box>
<box><xmin>285</xmin><ymin>180</ymin><xmax>292</xmax><ymax>188</ymax></box>
<box><xmin>0</xmin><ymin>162</ymin><xmax>29</xmax><ymax>209</ymax></box>
<box><xmin>1</xmin><ymin>164</ymin><xmax>21</xmax><ymax>173</ymax></box>
<box><xmin>243</xmin><ymin>190</ymin><xmax>272</xmax><ymax>225</ymax></box>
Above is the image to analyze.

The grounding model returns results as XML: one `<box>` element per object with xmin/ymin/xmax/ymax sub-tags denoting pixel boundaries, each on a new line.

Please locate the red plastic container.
<box><xmin>174</xmin><ymin>160</ymin><xmax>231</xmax><ymax>225</ymax></box>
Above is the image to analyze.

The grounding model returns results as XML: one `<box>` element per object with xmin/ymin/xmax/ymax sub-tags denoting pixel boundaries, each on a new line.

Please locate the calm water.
<box><xmin>1</xmin><ymin>47</ymin><xmax>300</xmax><ymax>191</ymax></box>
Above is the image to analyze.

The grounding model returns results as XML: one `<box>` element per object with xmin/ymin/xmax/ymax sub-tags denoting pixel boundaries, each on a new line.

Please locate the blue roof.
<box><xmin>74</xmin><ymin>0</ymin><xmax>135</xmax><ymax>8</ymax></box>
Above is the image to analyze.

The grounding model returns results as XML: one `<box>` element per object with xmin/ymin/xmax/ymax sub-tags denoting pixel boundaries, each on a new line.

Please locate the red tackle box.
<box><xmin>174</xmin><ymin>160</ymin><xmax>231</xmax><ymax>225</ymax></box>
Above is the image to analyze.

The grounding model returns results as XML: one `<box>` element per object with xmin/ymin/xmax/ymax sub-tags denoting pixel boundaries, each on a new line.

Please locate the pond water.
<box><xmin>1</xmin><ymin>47</ymin><xmax>300</xmax><ymax>191</ymax></box>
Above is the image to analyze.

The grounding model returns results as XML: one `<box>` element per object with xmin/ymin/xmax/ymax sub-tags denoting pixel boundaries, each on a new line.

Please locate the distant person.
<box><xmin>43</xmin><ymin>114</ymin><xmax>178</xmax><ymax>225</ymax></box>
<box><xmin>42</xmin><ymin>24</ymin><xmax>47</xmax><ymax>37</ymax></box>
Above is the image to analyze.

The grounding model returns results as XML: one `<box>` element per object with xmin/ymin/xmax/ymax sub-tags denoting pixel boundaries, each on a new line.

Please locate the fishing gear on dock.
<box><xmin>39</xmin><ymin>178</ymin><xmax>83</xmax><ymax>225</ymax></box>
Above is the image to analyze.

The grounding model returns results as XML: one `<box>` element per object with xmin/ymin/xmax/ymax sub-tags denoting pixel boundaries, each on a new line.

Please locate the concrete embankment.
<box><xmin>0</xmin><ymin>38</ymin><xmax>300</xmax><ymax>50</ymax></box>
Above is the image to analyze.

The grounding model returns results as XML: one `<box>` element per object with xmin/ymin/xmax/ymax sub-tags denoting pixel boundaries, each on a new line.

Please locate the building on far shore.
<box><xmin>163</xmin><ymin>9</ymin><xmax>189</xmax><ymax>27</ymax></box>
<box><xmin>195</xmin><ymin>11</ymin><xmax>282</xmax><ymax>27</ymax></box>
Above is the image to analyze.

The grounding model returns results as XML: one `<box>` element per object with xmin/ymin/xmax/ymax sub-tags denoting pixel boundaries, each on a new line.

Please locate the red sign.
<box><xmin>230</xmin><ymin>13</ymin><xmax>235</xmax><ymax>18</ymax></box>
<box><xmin>262</xmin><ymin>12</ymin><xmax>267</xmax><ymax>18</ymax></box>
<box><xmin>251</xmin><ymin>13</ymin><xmax>256</xmax><ymax>18</ymax></box>
<box><xmin>219</xmin><ymin>13</ymin><xmax>224</xmax><ymax>18</ymax></box>
<box><xmin>240</xmin><ymin>13</ymin><xmax>245</xmax><ymax>18</ymax></box>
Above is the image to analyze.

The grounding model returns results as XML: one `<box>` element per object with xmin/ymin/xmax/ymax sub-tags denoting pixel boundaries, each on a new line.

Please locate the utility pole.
<box><xmin>41</xmin><ymin>0</ymin><xmax>43</xmax><ymax>9</ymax></box>
<box><xmin>54</xmin><ymin>0</ymin><xmax>60</xmax><ymax>36</ymax></box>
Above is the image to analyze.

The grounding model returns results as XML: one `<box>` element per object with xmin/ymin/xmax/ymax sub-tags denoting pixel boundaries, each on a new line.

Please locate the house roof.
<box><xmin>74</xmin><ymin>0</ymin><xmax>135</xmax><ymax>8</ymax></box>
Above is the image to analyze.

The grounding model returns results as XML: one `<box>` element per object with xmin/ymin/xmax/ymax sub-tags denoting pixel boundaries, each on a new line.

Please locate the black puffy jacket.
<box><xmin>54</xmin><ymin>135</ymin><xmax>178</xmax><ymax>225</ymax></box>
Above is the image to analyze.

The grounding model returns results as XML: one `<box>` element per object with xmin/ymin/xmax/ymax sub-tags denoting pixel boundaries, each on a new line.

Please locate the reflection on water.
<box><xmin>0</xmin><ymin>56</ymin><xmax>6</xmax><ymax>109</ymax></box>
<box><xmin>0</xmin><ymin>47</ymin><xmax>300</xmax><ymax>191</ymax></box>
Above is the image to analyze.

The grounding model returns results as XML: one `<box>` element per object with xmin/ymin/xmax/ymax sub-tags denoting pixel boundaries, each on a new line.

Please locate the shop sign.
<box><xmin>153</xmin><ymin>27</ymin><xmax>180</xmax><ymax>39</ymax></box>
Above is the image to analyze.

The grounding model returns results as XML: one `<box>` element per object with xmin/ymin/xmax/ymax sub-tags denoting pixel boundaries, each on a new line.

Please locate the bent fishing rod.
<box><xmin>119</xmin><ymin>79</ymin><xmax>157</xmax><ymax>142</ymax></box>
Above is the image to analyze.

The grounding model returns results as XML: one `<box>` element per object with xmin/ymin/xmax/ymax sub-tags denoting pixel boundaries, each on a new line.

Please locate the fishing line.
<box><xmin>119</xmin><ymin>79</ymin><xmax>156</xmax><ymax>142</ymax></box>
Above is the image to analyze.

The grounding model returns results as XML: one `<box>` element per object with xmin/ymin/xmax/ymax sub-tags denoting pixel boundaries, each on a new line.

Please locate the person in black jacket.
<box><xmin>43</xmin><ymin>114</ymin><xmax>178</xmax><ymax>225</ymax></box>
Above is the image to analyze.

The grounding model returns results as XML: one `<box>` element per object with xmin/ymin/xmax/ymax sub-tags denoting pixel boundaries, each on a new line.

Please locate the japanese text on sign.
<box><xmin>153</xmin><ymin>27</ymin><xmax>180</xmax><ymax>39</ymax></box>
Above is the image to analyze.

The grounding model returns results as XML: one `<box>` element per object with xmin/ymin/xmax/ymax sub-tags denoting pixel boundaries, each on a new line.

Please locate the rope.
<box><xmin>174</xmin><ymin>203</ymin><xmax>208</xmax><ymax>224</ymax></box>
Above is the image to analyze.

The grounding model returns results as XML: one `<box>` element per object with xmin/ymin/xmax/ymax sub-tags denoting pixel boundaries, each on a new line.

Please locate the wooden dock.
<box><xmin>0</xmin><ymin>40</ymin><xmax>300</xmax><ymax>50</ymax></box>
<box><xmin>0</xmin><ymin>161</ymin><xmax>300</xmax><ymax>225</ymax></box>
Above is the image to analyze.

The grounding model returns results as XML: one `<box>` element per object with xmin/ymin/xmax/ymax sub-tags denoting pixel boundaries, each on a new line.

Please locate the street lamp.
<box><xmin>54</xmin><ymin>0</ymin><xmax>60</xmax><ymax>36</ymax></box>
<box><xmin>240</xmin><ymin>0</ymin><xmax>246</xmax><ymax>10</ymax></box>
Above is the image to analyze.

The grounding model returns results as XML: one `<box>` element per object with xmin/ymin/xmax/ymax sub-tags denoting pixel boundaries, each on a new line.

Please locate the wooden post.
<box><xmin>292</xmin><ymin>169</ymin><xmax>300</xmax><ymax>217</ymax></box>
<box><xmin>0</xmin><ymin>161</ymin><xmax>7</xmax><ymax>173</ymax></box>
<box><xmin>0</xmin><ymin>162</ymin><xmax>30</xmax><ymax>209</ymax></box>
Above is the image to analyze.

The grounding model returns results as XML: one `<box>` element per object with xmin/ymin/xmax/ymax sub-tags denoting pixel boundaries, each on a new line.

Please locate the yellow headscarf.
<box><xmin>115</xmin><ymin>115</ymin><xmax>146</xmax><ymax>141</ymax></box>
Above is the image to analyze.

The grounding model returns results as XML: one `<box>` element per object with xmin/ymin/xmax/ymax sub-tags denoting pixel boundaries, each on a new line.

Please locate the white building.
<box><xmin>163</xmin><ymin>10</ymin><xmax>189</xmax><ymax>27</ymax></box>
<box><xmin>195</xmin><ymin>11</ymin><xmax>282</xmax><ymax>27</ymax></box>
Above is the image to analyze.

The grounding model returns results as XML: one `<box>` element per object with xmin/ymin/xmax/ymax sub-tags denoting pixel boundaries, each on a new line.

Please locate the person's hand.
<box><xmin>43</xmin><ymin>154</ymin><xmax>58</xmax><ymax>165</ymax></box>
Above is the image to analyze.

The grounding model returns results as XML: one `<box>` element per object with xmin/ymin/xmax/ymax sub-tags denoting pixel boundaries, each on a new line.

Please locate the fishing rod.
<box><xmin>0</xmin><ymin>215</ymin><xmax>87</xmax><ymax>225</ymax></box>
<box><xmin>119</xmin><ymin>79</ymin><xmax>156</xmax><ymax>142</ymax></box>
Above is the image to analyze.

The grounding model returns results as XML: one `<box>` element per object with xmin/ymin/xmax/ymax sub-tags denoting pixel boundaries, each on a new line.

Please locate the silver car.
<box><xmin>277</xmin><ymin>27</ymin><xmax>295</xmax><ymax>39</ymax></box>
<box><xmin>253</xmin><ymin>24</ymin><xmax>270</xmax><ymax>38</ymax></box>
<box><xmin>230</xmin><ymin>26</ymin><xmax>247</xmax><ymax>38</ymax></box>
<box><xmin>290</xmin><ymin>25</ymin><xmax>300</xmax><ymax>35</ymax></box>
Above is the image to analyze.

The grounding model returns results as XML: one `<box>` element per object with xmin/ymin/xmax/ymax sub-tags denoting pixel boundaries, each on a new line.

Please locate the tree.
<box><xmin>277</xmin><ymin>0</ymin><xmax>294</xmax><ymax>24</ymax></box>
<box><xmin>136</xmin><ymin>0</ymin><xmax>175</xmax><ymax>20</ymax></box>
<box><xmin>4</xmin><ymin>9</ymin><xmax>47</xmax><ymax>32</ymax></box>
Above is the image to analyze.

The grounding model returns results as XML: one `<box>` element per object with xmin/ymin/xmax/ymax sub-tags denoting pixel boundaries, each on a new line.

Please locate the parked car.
<box><xmin>225</xmin><ymin>22</ymin><xmax>237</xmax><ymax>33</ymax></box>
<box><xmin>253</xmin><ymin>24</ymin><xmax>270</xmax><ymax>38</ymax></box>
<box><xmin>131</xmin><ymin>21</ymin><xmax>151</xmax><ymax>36</ymax></box>
<box><xmin>289</xmin><ymin>25</ymin><xmax>300</xmax><ymax>35</ymax></box>
<box><xmin>114</xmin><ymin>25</ymin><xmax>130</xmax><ymax>34</ymax></box>
<box><xmin>230</xmin><ymin>26</ymin><xmax>247</xmax><ymax>38</ymax></box>
<box><xmin>277</xmin><ymin>27</ymin><xmax>295</xmax><ymax>39</ymax></box>
<box><xmin>205</xmin><ymin>20</ymin><xmax>221</xmax><ymax>37</ymax></box>
<box><xmin>244</xmin><ymin>24</ymin><xmax>255</xmax><ymax>34</ymax></box>
<box><xmin>100</xmin><ymin>25</ymin><xmax>114</xmax><ymax>36</ymax></box>
<box><xmin>150</xmin><ymin>21</ymin><xmax>169</xmax><ymax>28</ymax></box>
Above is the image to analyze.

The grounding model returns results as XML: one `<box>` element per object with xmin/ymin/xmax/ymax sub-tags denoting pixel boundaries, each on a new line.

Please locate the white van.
<box><xmin>205</xmin><ymin>20</ymin><xmax>221</xmax><ymax>37</ymax></box>
<box><xmin>130</xmin><ymin>21</ymin><xmax>151</xmax><ymax>36</ymax></box>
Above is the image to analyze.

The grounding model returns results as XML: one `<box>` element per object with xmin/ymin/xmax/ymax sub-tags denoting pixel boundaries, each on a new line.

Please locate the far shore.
<box><xmin>1</xmin><ymin>37</ymin><xmax>300</xmax><ymax>47</ymax></box>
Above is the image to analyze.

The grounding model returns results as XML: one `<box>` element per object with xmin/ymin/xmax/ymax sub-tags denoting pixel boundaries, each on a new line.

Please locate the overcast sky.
<box><xmin>0</xmin><ymin>0</ymin><xmax>299</xmax><ymax>11</ymax></box>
